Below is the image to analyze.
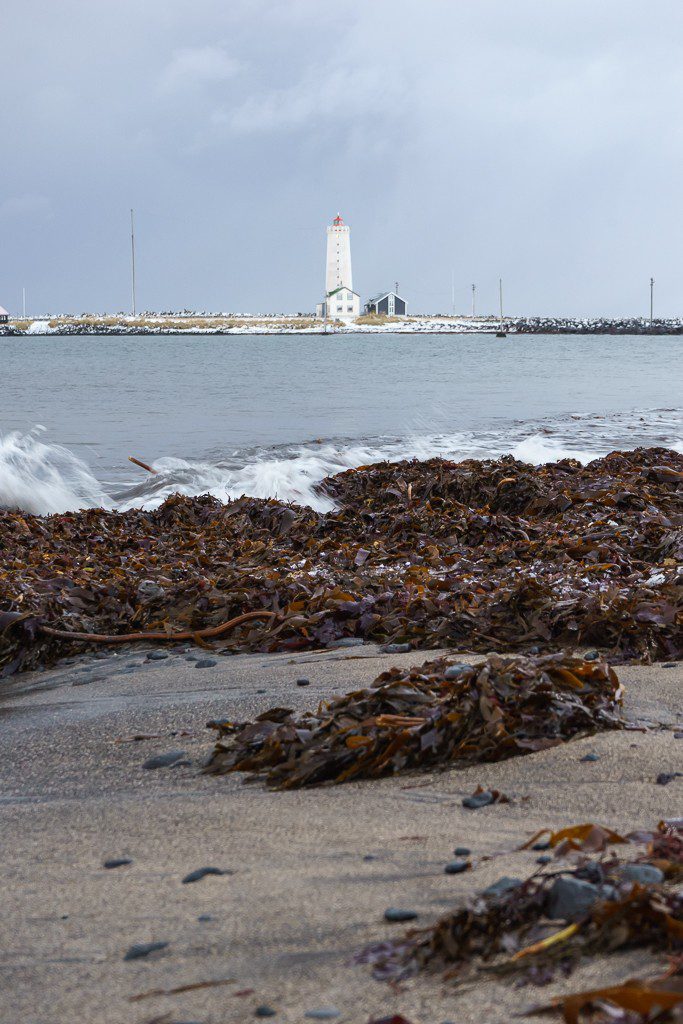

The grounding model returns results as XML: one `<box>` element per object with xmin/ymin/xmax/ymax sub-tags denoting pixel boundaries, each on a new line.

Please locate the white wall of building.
<box><xmin>325</xmin><ymin>219</ymin><xmax>353</xmax><ymax>295</ymax></box>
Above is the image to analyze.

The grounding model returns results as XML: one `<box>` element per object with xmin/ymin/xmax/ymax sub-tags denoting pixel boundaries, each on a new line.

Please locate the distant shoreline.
<box><xmin>3</xmin><ymin>315</ymin><xmax>683</xmax><ymax>336</ymax></box>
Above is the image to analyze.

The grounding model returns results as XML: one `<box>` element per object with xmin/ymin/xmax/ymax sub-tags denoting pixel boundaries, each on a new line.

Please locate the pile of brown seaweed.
<box><xmin>204</xmin><ymin>653</ymin><xmax>624</xmax><ymax>787</ymax></box>
<box><xmin>355</xmin><ymin>819</ymin><xmax>683</xmax><ymax>989</ymax></box>
<box><xmin>0</xmin><ymin>447</ymin><xmax>680</xmax><ymax>675</ymax></box>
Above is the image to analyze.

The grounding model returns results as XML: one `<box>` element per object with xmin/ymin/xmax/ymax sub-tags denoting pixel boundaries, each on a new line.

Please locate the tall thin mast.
<box><xmin>499</xmin><ymin>277</ymin><xmax>504</xmax><ymax>330</ymax></box>
<box><xmin>451</xmin><ymin>269</ymin><xmax>455</xmax><ymax>316</ymax></box>
<box><xmin>650</xmin><ymin>276</ymin><xmax>654</xmax><ymax>326</ymax></box>
<box><xmin>22</xmin><ymin>286</ymin><xmax>26</xmax><ymax>318</ymax></box>
<box><xmin>130</xmin><ymin>209</ymin><xmax>137</xmax><ymax>317</ymax></box>
<box><xmin>471</xmin><ymin>283</ymin><xmax>476</xmax><ymax>317</ymax></box>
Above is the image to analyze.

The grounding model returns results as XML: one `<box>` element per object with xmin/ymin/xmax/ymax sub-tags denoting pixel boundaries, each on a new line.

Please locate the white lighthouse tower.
<box><xmin>316</xmin><ymin>213</ymin><xmax>361</xmax><ymax>321</ymax></box>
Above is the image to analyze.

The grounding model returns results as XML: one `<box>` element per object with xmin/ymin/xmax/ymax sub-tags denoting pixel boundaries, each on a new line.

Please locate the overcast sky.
<box><xmin>2</xmin><ymin>0</ymin><xmax>683</xmax><ymax>317</ymax></box>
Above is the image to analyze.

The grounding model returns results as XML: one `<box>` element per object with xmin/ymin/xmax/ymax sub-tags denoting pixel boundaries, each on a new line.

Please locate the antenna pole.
<box><xmin>22</xmin><ymin>286</ymin><xmax>26</xmax><ymax>318</ymax></box>
<box><xmin>451</xmin><ymin>269</ymin><xmax>455</xmax><ymax>316</ymax></box>
<box><xmin>499</xmin><ymin>277</ymin><xmax>503</xmax><ymax>328</ymax></box>
<box><xmin>471</xmin><ymin>283</ymin><xmax>476</xmax><ymax>317</ymax></box>
<box><xmin>130</xmin><ymin>209</ymin><xmax>137</xmax><ymax>317</ymax></box>
<box><xmin>650</xmin><ymin>276</ymin><xmax>654</xmax><ymax>327</ymax></box>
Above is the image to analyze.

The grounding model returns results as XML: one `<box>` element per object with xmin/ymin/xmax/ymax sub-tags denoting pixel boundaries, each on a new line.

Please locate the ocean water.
<box><xmin>0</xmin><ymin>332</ymin><xmax>681</xmax><ymax>514</ymax></box>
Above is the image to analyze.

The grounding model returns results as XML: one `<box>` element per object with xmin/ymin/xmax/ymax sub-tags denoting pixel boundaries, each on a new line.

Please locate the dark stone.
<box><xmin>620</xmin><ymin>863</ymin><xmax>664</xmax><ymax>885</ymax></box>
<box><xmin>546</xmin><ymin>876</ymin><xmax>599</xmax><ymax>921</ymax></box>
<box><xmin>304</xmin><ymin>1010</ymin><xmax>341</xmax><ymax>1020</ymax></box>
<box><xmin>256</xmin><ymin>688</ymin><xmax>266</xmax><ymax>693</ymax></box>
<box><xmin>94</xmin><ymin>651</ymin><xmax>111</xmax><ymax>660</ymax></box>
<box><xmin>182</xmin><ymin>866</ymin><xmax>233</xmax><ymax>884</ymax></box>
<box><xmin>536</xmin><ymin>855</ymin><xmax>552</xmax><ymax>865</ymax></box>
<box><xmin>146</xmin><ymin>650</ymin><xmax>170</xmax><ymax>661</ymax></box>
<box><xmin>444</xmin><ymin>663</ymin><xmax>473</xmax><ymax>680</ymax></box>
<box><xmin>384</xmin><ymin>907</ymin><xmax>418</xmax><ymax>922</ymax></box>
<box><xmin>123</xmin><ymin>941</ymin><xmax>168</xmax><ymax>961</ymax></box>
<box><xmin>583</xmin><ymin>650</ymin><xmax>600</xmax><ymax>660</ymax></box>
<box><xmin>103</xmin><ymin>858</ymin><xmax>132</xmax><ymax>869</ymax></box>
<box><xmin>462</xmin><ymin>790</ymin><xmax>494</xmax><ymax>809</ymax></box>
<box><xmin>580</xmin><ymin>753</ymin><xmax>600</xmax><ymax>762</ymax></box>
<box><xmin>674</xmin><ymin>731</ymin><xmax>683</xmax><ymax>739</ymax></box>
<box><xmin>532</xmin><ymin>840</ymin><xmax>550</xmax><ymax>851</ymax></box>
<box><xmin>657</xmin><ymin>771</ymin><xmax>682</xmax><ymax>785</ymax></box>
<box><xmin>142</xmin><ymin>750</ymin><xmax>187</xmax><ymax>770</ymax></box>
<box><xmin>71</xmin><ymin>678</ymin><xmax>92</xmax><ymax>686</ymax></box>
<box><xmin>363</xmin><ymin>854</ymin><xmax>378</xmax><ymax>861</ymax></box>
<box><xmin>663</xmin><ymin>663</ymin><xmax>677</xmax><ymax>668</ymax></box>
<box><xmin>482</xmin><ymin>876</ymin><xmax>523</xmax><ymax>899</ymax></box>
<box><xmin>296</xmin><ymin>678</ymin><xmax>311</xmax><ymax>686</ymax></box>
<box><xmin>197</xmin><ymin>914</ymin><xmax>214</xmax><ymax>922</ymax></box>
<box><xmin>575</xmin><ymin>863</ymin><xmax>604</xmax><ymax>885</ymax></box>
<box><xmin>380</xmin><ymin>643</ymin><xmax>411</xmax><ymax>654</ymax></box>
<box><xmin>255</xmin><ymin>1008</ymin><xmax>277</xmax><ymax>1018</ymax></box>
<box><xmin>444</xmin><ymin>860</ymin><xmax>469</xmax><ymax>874</ymax></box>
<box><xmin>195</xmin><ymin>658</ymin><xmax>218</xmax><ymax>668</ymax></box>
<box><xmin>327</xmin><ymin>638</ymin><xmax>364</xmax><ymax>648</ymax></box>
<box><xmin>454</xmin><ymin>846</ymin><xmax>471</xmax><ymax>856</ymax></box>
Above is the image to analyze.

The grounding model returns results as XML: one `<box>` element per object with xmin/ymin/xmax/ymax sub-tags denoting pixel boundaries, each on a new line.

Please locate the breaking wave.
<box><xmin>0</xmin><ymin>408</ymin><xmax>681</xmax><ymax>516</ymax></box>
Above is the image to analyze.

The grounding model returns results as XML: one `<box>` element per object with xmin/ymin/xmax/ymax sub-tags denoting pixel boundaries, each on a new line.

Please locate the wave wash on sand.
<box><xmin>0</xmin><ymin>446</ymin><xmax>680</xmax><ymax>676</ymax></box>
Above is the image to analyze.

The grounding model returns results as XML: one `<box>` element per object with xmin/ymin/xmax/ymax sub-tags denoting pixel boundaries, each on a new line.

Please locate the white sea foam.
<box><xmin>0</xmin><ymin>429</ymin><xmax>111</xmax><ymax>514</ymax></box>
<box><xmin>1</xmin><ymin>411</ymin><xmax>680</xmax><ymax>516</ymax></box>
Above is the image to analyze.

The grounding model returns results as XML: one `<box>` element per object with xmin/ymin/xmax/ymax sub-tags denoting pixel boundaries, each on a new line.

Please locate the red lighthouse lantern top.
<box><xmin>332</xmin><ymin>213</ymin><xmax>344</xmax><ymax>225</ymax></box>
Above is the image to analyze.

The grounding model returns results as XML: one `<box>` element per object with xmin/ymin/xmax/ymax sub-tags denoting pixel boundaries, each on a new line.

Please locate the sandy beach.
<box><xmin>1</xmin><ymin>643</ymin><xmax>681</xmax><ymax>1024</ymax></box>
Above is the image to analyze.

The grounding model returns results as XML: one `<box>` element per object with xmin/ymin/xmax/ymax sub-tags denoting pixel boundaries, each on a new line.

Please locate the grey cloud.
<box><xmin>1</xmin><ymin>0</ymin><xmax>682</xmax><ymax>317</ymax></box>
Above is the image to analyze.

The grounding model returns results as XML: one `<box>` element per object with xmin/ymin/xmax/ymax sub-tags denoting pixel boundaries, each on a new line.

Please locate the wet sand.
<box><xmin>1</xmin><ymin>645</ymin><xmax>681</xmax><ymax>1024</ymax></box>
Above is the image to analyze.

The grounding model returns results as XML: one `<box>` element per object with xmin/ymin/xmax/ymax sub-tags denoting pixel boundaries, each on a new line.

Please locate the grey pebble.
<box><xmin>583</xmin><ymin>650</ymin><xmax>600</xmax><ymax>660</ymax></box>
<box><xmin>296</xmin><ymin>678</ymin><xmax>310</xmax><ymax>686</ymax></box>
<box><xmin>327</xmin><ymin>637</ymin><xmax>364</xmax><ymax>648</ymax></box>
<box><xmin>483</xmin><ymin>877</ymin><xmax>523</xmax><ymax>899</ymax></box>
<box><xmin>620</xmin><ymin>863</ymin><xmax>664</xmax><ymax>885</ymax></box>
<box><xmin>305</xmin><ymin>1011</ymin><xmax>340</xmax><ymax>1021</ymax></box>
<box><xmin>580</xmin><ymin>753</ymin><xmax>600</xmax><ymax>762</ymax></box>
<box><xmin>545</xmin><ymin>876</ymin><xmax>599</xmax><ymax>922</ymax></box>
<box><xmin>384</xmin><ymin>907</ymin><xmax>418</xmax><ymax>922</ymax></box>
<box><xmin>532</xmin><ymin>840</ymin><xmax>550</xmax><ymax>851</ymax></box>
<box><xmin>462</xmin><ymin>790</ymin><xmax>494</xmax><ymax>809</ymax></box>
<box><xmin>195</xmin><ymin>658</ymin><xmax>217</xmax><ymax>668</ymax></box>
<box><xmin>444</xmin><ymin>663</ymin><xmax>473</xmax><ymax>680</ymax></box>
<box><xmin>363</xmin><ymin>854</ymin><xmax>378</xmax><ymax>861</ymax></box>
<box><xmin>197</xmin><ymin>914</ymin><xmax>214</xmax><ymax>922</ymax></box>
<box><xmin>663</xmin><ymin>663</ymin><xmax>677</xmax><ymax>668</ymax></box>
<box><xmin>536</xmin><ymin>855</ymin><xmax>552</xmax><ymax>865</ymax></box>
<box><xmin>380</xmin><ymin>643</ymin><xmax>411</xmax><ymax>654</ymax></box>
<box><xmin>123</xmin><ymin>941</ymin><xmax>168</xmax><ymax>961</ymax></box>
<box><xmin>182</xmin><ymin>866</ymin><xmax>233</xmax><ymax>884</ymax></box>
<box><xmin>103</xmin><ymin>858</ymin><xmax>132</xmax><ymax>869</ymax></box>
<box><xmin>656</xmin><ymin>771</ymin><xmax>682</xmax><ymax>785</ymax></box>
<box><xmin>71</xmin><ymin>678</ymin><xmax>92</xmax><ymax>686</ymax></box>
<box><xmin>93</xmin><ymin>651</ymin><xmax>111</xmax><ymax>660</ymax></box>
<box><xmin>255</xmin><ymin>1008</ymin><xmax>277</xmax><ymax>1019</ymax></box>
<box><xmin>146</xmin><ymin>650</ymin><xmax>170</xmax><ymax>661</ymax></box>
<box><xmin>454</xmin><ymin>846</ymin><xmax>471</xmax><ymax>856</ymax></box>
<box><xmin>142</xmin><ymin>749</ymin><xmax>187</xmax><ymax>770</ymax></box>
<box><xmin>444</xmin><ymin>860</ymin><xmax>469</xmax><ymax>875</ymax></box>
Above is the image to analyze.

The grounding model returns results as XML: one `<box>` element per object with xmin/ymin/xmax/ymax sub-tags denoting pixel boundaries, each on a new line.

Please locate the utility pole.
<box><xmin>395</xmin><ymin>280</ymin><xmax>399</xmax><ymax>295</ymax></box>
<box><xmin>471</xmin><ymin>283</ymin><xmax>476</xmax><ymax>317</ymax></box>
<box><xmin>650</xmin><ymin>276</ymin><xmax>654</xmax><ymax>327</ymax></box>
<box><xmin>22</xmin><ymin>287</ymin><xmax>26</xmax><ymax>318</ymax></box>
<box><xmin>130</xmin><ymin>209</ymin><xmax>137</xmax><ymax>317</ymax></box>
<box><xmin>451</xmin><ymin>269</ymin><xmax>455</xmax><ymax>316</ymax></box>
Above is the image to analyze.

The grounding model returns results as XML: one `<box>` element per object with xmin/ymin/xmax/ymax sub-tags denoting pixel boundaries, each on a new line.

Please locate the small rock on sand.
<box><xmin>462</xmin><ymin>790</ymin><xmax>494</xmax><ymax>809</ymax></box>
<box><xmin>142</xmin><ymin>750</ymin><xmax>187</xmax><ymax>770</ymax></box>
<box><xmin>123</xmin><ymin>941</ymin><xmax>168</xmax><ymax>961</ymax></box>
<box><xmin>255</xmin><ymin>1008</ymin><xmax>277</xmax><ymax>1018</ymax></box>
<box><xmin>305</xmin><ymin>1010</ymin><xmax>341</xmax><ymax>1020</ymax></box>
<box><xmin>444</xmin><ymin>860</ymin><xmax>469</xmax><ymax>874</ymax></box>
<box><xmin>384</xmin><ymin>907</ymin><xmax>418</xmax><ymax>922</ymax></box>
<box><xmin>146</xmin><ymin>650</ymin><xmax>170</xmax><ymax>661</ymax></box>
<box><xmin>545</xmin><ymin>876</ymin><xmax>600</xmax><ymax>921</ymax></box>
<box><xmin>103</xmin><ymin>858</ymin><xmax>132</xmax><ymax>869</ymax></box>
<box><xmin>182</xmin><ymin>867</ymin><xmax>233</xmax><ymax>884</ymax></box>
<box><xmin>195</xmin><ymin>658</ymin><xmax>218</xmax><ymax>668</ymax></box>
<box><xmin>444</xmin><ymin>663</ymin><xmax>473</xmax><ymax>680</ymax></box>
